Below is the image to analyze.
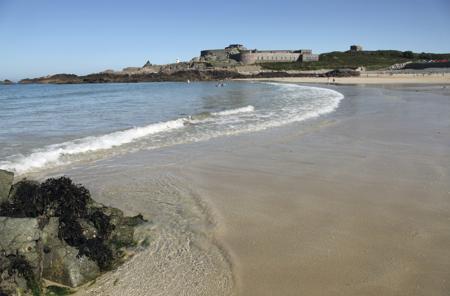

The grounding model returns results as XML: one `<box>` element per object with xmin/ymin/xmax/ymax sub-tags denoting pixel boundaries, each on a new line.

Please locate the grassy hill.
<box><xmin>261</xmin><ymin>50</ymin><xmax>450</xmax><ymax>71</ymax></box>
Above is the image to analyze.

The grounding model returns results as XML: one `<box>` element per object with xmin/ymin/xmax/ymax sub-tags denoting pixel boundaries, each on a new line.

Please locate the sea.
<box><xmin>0</xmin><ymin>81</ymin><xmax>343</xmax><ymax>175</ymax></box>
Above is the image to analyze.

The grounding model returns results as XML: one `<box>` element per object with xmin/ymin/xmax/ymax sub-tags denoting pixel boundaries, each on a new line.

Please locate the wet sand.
<box><xmin>175</xmin><ymin>84</ymin><xmax>450</xmax><ymax>296</ymax></box>
<box><xmin>47</xmin><ymin>84</ymin><xmax>450</xmax><ymax>295</ymax></box>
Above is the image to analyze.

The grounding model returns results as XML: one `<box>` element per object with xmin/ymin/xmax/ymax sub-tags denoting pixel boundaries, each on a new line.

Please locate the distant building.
<box><xmin>350</xmin><ymin>45</ymin><xmax>363</xmax><ymax>52</ymax></box>
<box><xmin>200</xmin><ymin>44</ymin><xmax>319</xmax><ymax>65</ymax></box>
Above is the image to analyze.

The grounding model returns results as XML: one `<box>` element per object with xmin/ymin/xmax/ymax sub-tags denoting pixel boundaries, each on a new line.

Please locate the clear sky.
<box><xmin>1</xmin><ymin>0</ymin><xmax>449</xmax><ymax>80</ymax></box>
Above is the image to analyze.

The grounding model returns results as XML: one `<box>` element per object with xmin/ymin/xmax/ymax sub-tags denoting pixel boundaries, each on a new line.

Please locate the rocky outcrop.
<box><xmin>19</xmin><ymin>74</ymin><xmax>82</xmax><ymax>84</ymax></box>
<box><xmin>18</xmin><ymin>70</ymin><xmax>245</xmax><ymax>84</ymax></box>
<box><xmin>0</xmin><ymin>173</ymin><xmax>147</xmax><ymax>295</ymax></box>
<box><xmin>18</xmin><ymin>67</ymin><xmax>361</xmax><ymax>84</ymax></box>
<box><xmin>325</xmin><ymin>69</ymin><xmax>360</xmax><ymax>77</ymax></box>
<box><xmin>0</xmin><ymin>80</ymin><xmax>13</xmax><ymax>85</ymax></box>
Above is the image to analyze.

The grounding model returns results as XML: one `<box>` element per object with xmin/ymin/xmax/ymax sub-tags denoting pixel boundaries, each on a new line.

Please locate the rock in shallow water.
<box><xmin>0</xmin><ymin>171</ymin><xmax>148</xmax><ymax>294</ymax></box>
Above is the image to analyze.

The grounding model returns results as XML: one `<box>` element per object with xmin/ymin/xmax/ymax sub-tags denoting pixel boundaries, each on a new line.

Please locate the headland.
<box><xmin>14</xmin><ymin>44</ymin><xmax>450</xmax><ymax>84</ymax></box>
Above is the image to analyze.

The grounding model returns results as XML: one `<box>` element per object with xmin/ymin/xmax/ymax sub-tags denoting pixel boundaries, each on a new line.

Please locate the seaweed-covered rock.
<box><xmin>1</xmin><ymin>180</ymin><xmax>41</xmax><ymax>218</ymax></box>
<box><xmin>0</xmin><ymin>217</ymin><xmax>42</xmax><ymax>295</ymax></box>
<box><xmin>0</xmin><ymin>253</ymin><xmax>40</xmax><ymax>296</ymax></box>
<box><xmin>0</xmin><ymin>217</ymin><xmax>43</xmax><ymax>279</ymax></box>
<box><xmin>0</xmin><ymin>170</ymin><xmax>13</xmax><ymax>204</ymax></box>
<box><xmin>42</xmin><ymin>218</ymin><xmax>100</xmax><ymax>287</ymax></box>
<box><xmin>0</xmin><ymin>171</ymin><xmax>148</xmax><ymax>292</ymax></box>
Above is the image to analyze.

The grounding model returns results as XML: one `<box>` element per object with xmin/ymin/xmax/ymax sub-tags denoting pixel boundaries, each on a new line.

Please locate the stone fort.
<box><xmin>199</xmin><ymin>44</ymin><xmax>319</xmax><ymax>64</ymax></box>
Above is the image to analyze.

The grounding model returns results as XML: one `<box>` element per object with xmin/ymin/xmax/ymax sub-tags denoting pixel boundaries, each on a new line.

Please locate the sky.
<box><xmin>0</xmin><ymin>0</ymin><xmax>449</xmax><ymax>80</ymax></box>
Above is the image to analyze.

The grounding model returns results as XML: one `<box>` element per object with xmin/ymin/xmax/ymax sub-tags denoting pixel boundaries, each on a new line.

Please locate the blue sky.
<box><xmin>0</xmin><ymin>0</ymin><xmax>449</xmax><ymax>80</ymax></box>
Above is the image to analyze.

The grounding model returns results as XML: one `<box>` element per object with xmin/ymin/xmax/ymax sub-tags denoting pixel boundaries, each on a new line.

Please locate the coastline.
<box><xmin>17</xmin><ymin>83</ymin><xmax>450</xmax><ymax>295</ymax></box>
<box><xmin>236</xmin><ymin>72</ymin><xmax>450</xmax><ymax>85</ymax></box>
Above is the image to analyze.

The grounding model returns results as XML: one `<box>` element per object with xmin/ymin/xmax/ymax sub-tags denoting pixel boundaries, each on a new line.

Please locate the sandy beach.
<box><xmin>44</xmin><ymin>83</ymin><xmax>450</xmax><ymax>296</ymax></box>
<box><xmin>239</xmin><ymin>72</ymin><xmax>450</xmax><ymax>85</ymax></box>
<box><xmin>178</xmin><ymin>84</ymin><xmax>450</xmax><ymax>296</ymax></box>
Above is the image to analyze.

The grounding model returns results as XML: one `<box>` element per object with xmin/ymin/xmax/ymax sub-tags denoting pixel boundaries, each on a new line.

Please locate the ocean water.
<box><xmin>0</xmin><ymin>81</ymin><xmax>343</xmax><ymax>175</ymax></box>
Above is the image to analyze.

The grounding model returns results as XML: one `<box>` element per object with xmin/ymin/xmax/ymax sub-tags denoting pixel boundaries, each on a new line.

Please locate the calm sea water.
<box><xmin>0</xmin><ymin>81</ymin><xmax>343</xmax><ymax>174</ymax></box>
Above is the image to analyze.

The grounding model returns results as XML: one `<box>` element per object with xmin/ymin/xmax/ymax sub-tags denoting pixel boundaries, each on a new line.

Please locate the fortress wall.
<box><xmin>240</xmin><ymin>52</ymin><xmax>301</xmax><ymax>64</ymax></box>
<box><xmin>297</xmin><ymin>49</ymin><xmax>312</xmax><ymax>54</ymax></box>
<box><xmin>300</xmin><ymin>54</ymin><xmax>319</xmax><ymax>62</ymax></box>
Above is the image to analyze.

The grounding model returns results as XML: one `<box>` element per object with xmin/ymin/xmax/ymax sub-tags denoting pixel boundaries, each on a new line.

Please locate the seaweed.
<box><xmin>0</xmin><ymin>177</ymin><xmax>91</xmax><ymax>219</ymax></box>
<box><xmin>89</xmin><ymin>209</ymin><xmax>114</xmax><ymax>238</ymax></box>
<box><xmin>57</xmin><ymin>213</ymin><xmax>115</xmax><ymax>270</ymax></box>
<box><xmin>77</xmin><ymin>238</ymin><xmax>114</xmax><ymax>270</ymax></box>
<box><xmin>45</xmin><ymin>286</ymin><xmax>73</xmax><ymax>296</ymax></box>
<box><xmin>8</xmin><ymin>254</ymin><xmax>41</xmax><ymax>296</ymax></box>
<box><xmin>39</xmin><ymin>177</ymin><xmax>91</xmax><ymax>218</ymax></box>
<box><xmin>57</xmin><ymin>217</ymin><xmax>85</xmax><ymax>246</ymax></box>
<box><xmin>0</xmin><ymin>180</ymin><xmax>41</xmax><ymax>217</ymax></box>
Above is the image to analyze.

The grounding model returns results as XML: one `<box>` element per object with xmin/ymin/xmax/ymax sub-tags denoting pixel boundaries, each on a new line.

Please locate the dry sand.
<box><xmin>53</xmin><ymin>84</ymin><xmax>450</xmax><ymax>295</ymax></box>
<box><xmin>240</xmin><ymin>72</ymin><xmax>450</xmax><ymax>85</ymax></box>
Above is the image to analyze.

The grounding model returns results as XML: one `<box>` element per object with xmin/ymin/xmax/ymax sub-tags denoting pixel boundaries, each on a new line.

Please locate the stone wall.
<box><xmin>299</xmin><ymin>53</ymin><xmax>319</xmax><ymax>62</ymax></box>
<box><xmin>239</xmin><ymin>51</ymin><xmax>301</xmax><ymax>64</ymax></box>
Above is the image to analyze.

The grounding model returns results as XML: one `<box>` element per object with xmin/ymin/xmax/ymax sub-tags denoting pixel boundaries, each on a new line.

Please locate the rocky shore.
<box><xmin>0</xmin><ymin>170</ymin><xmax>147</xmax><ymax>296</ymax></box>
<box><xmin>18</xmin><ymin>65</ymin><xmax>359</xmax><ymax>84</ymax></box>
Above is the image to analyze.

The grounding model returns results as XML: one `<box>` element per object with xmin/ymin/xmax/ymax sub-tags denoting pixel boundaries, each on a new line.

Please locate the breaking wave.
<box><xmin>211</xmin><ymin>105</ymin><xmax>255</xmax><ymax>116</ymax></box>
<box><xmin>0</xmin><ymin>83</ymin><xmax>343</xmax><ymax>175</ymax></box>
<box><xmin>0</xmin><ymin>119</ymin><xmax>185</xmax><ymax>174</ymax></box>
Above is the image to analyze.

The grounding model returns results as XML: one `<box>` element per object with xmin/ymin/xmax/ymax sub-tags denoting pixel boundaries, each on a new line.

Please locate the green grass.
<box><xmin>261</xmin><ymin>50</ymin><xmax>450</xmax><ymax>71</ymax></box>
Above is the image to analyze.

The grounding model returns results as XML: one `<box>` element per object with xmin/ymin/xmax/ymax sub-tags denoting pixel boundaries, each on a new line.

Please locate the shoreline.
<box><xmin>5</xmin><ymin>71</ymin><xmax>450</xmax><ymax>86</ymax></box>
<box><xmin>236</xmin><ymin>72</ymin><xmax>450</xmax><ymax>85</ymax></box>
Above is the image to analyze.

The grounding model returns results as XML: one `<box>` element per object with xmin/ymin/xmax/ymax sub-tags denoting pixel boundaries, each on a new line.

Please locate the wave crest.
<box><xmin>0</xmin><ymin>119</ymin><xmax>185</xmax><ymax>173</ymax></box>
<box><xmin>212</xmin><ymin>105</ymin><xmax>255</xmax><ymax>116</ymax></box>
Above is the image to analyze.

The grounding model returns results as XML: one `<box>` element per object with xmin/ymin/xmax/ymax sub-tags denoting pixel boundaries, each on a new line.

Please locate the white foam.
<box><xmin>212</xmin><ymin>105</ymin><xmax>255</xmax><ymax>116</ymax></box>
<box><xmin>0</xmin><ymin>118</ymin><xmax>185</xmax><ymax>174</ymax></box>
